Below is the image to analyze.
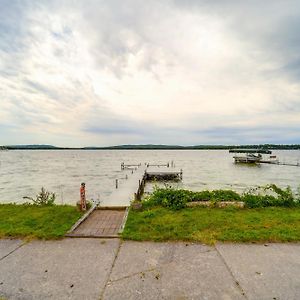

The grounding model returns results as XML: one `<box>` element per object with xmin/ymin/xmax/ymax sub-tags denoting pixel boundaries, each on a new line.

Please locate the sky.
<box><xmin>0</xmin><ymin>0</ymin><xmax>300</xmax><ymax>147</ymax></box>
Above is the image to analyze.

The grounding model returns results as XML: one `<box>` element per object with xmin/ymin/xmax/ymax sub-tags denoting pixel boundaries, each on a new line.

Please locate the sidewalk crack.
<box><xmin>99</xmin><ymin>239</ymin><xmax>122</xmax><ymax>300</ymax></box>
<box><xmin>107</xmin><ymin>267</ymin><xmax>158</xmax><ymax>284</ymax></box>
<box><xmin>215</xmin><ymin>244</ymin><xmax>249</xmax><ymax>299</ymax></box>
<box><xmin>0</xmin><ymin>241</ymin><xmax>26</xmax><ymax>262</ymax></box>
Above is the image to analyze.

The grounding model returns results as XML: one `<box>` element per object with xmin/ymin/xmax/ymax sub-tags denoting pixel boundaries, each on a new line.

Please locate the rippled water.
<box><xmin>0</xmin><ymin>150</ymin><xmax>299</xmax><ymax>205</ymax></box>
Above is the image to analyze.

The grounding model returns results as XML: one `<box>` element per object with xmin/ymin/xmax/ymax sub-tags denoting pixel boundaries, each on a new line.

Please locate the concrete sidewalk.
<box><xmin>0</xmin><ymin>239</ymin><xmax>299</xmax><ymax>300</ymax></box>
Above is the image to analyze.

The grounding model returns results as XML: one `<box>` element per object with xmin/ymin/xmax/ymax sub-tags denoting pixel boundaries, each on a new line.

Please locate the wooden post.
<box><xmin>116</xmin><ymin>179</ymin><xmax>118</xmax><ymax>189</ymax></box>
<box><xmin>80</xmin><ymin>182</ymin><xmax>87</xmax><ymax>211</ymax></box>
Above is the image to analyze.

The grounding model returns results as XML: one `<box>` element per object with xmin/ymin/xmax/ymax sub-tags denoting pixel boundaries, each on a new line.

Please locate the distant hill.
<box><xmin>84</xmin><ymin>144</ymin><xmax>300</xmax><ymax>150</ymax></box>
<box><xmin>3</xmin><ymin>144</ymin><xmax>300</xmax><ymax>150</ymax></box>
<box><xmin>5</xmin><ymin>144</ymin><xmax>59</xmax><ymax>150</ymax></box>
<box><xmin>84</xmin><ymin>144</ymin><xmax>186</xmax><ymax>150</ymax></box>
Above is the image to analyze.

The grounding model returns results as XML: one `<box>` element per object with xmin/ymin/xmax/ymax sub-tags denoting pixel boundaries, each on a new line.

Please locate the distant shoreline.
<box><xmin>2</xmin><ymin>144</ymin><xmax>300</xmax><ymax>150</ymax></box>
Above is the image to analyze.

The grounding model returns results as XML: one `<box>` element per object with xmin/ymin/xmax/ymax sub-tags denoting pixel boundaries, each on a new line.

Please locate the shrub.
<box><xmin>23</xmin><ymin>187</ymin><xmax>56</xmax><ymax>206</ymax></box>
<box><xmin>211</xmin><ymin>190</ymin><xmax>241</xmax><ymax>201</ymax></box>
<box><xmin>243</xmin><ymin>185</ymin><xmax>299</xmax><ymax>208</ymax></box>
<box><xmin>144</xmin><ymin>187</ymin><xmax>187</xmax><ymax>210</ymax></box>
<box><xmin>143</xmin><ymin>184</ymin><xmax>300</xmax><ymax>210</ymax></box>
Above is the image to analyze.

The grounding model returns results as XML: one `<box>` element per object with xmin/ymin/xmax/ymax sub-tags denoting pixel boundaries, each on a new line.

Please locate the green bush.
<box><xmin>211</xmin><ymin>190</ymin><xmax>241</xmax><ymax>201</ymax></box>
<box><xmin>23</xmin><ymin>187</ymin><xmax>56</xmax><ymax>206</ymax></box>
<box><xmin>144</xmin><ymin>187</ymin><xmax>188</xmax><ymax>210</ymax></box>
<box><xmin>144</xmin><ymin>187</ymin><xmax>241</xmax><ymax>210</ymax></box>
<box><xmin>143</xmin><ymin>184</ymin><xmax>300</xmax><ymax>210</ymax></box>
<box><xmin>243</xmin><ymin>185</ymin><xmax>299</xmax><ymax>208</ymax></box>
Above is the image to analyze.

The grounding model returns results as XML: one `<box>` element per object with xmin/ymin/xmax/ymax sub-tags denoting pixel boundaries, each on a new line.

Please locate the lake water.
<box><xmin>0</xmin><ymin>150</ymin><xmax>299</xmax><ymax>205</ymax></box>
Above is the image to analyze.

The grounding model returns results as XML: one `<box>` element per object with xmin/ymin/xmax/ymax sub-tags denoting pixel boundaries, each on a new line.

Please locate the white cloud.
<box><xmin>0</xmin><ymin>0</ymin><xmax>300</xmax><ymax>146</ymax></box>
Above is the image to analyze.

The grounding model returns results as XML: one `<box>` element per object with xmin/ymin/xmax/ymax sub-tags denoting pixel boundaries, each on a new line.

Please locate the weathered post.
<box><xmin>116</xmin><ymin>179</ymin><xmax>118</xmax><ymax>189</ymax></box>
<box><xmin>80</xmin><ymin>182</ymin><xmax>87</xmax><ymax>211</ymax></box>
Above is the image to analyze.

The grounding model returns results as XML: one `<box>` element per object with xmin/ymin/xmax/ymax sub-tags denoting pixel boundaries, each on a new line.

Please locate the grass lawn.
<box><xmin>0</xmin><ymin>204</ymin><xmax>83</xmax><ymax>239</ymax></box>
<box><xmin>122</xmin><ymin>206</ymin><xmax>300</xmax><ymax>244</ymax></box>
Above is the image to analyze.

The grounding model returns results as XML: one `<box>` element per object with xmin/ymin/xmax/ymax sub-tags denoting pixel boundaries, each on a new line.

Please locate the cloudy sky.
<box><xmin>1</xmin><ymin>0</ymin><xmax>300</xmax><ymax>146</ymax></box>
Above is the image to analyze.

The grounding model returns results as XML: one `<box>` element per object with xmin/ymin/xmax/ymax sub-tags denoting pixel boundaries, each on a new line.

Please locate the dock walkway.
<box><xmin>260</xmin><ymin>160</ymin><xmax>300</xmax><ymax>167</ymax></box>
<box><xmin>67</xmin><ymin>164</ymin><xmax>182</xmax><ymax>238</ymax></box>
<box><xmin>103</xmin><ymin>166</ymin><xmax>146</xmax><ymax>207</ymax></box>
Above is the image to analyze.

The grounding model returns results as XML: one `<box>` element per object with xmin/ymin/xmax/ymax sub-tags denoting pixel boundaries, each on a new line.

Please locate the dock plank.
<box><xmin>67</xmin><ymin>209</ymin><xmax>126</xmax><ymax>238</ymax></box>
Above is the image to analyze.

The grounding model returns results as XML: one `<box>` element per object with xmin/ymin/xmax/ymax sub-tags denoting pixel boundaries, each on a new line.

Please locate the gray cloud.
<box><xmin>173</xmin><ymin>0</ymin><xmax>300</xmax><ymax>80</ymax></box>
<box><xmin>0</xmin><ymin>0</ymin><xmax>300</xmax><ymax>146</ymax></box>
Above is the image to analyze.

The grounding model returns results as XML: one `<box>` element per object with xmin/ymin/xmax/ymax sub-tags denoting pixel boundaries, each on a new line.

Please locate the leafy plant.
<box><xmin>23</xmin><ymin>187</ymin><xmax>56</xmax><ymax>206</ymax></box>
<box><xmin>243</xmin><ymin>184</ymin><xmax>299</xmax><ymax>208</ymax></box>
<box><xmin>211</xmin><ymin>190</ymin><xmax>241</xmax><ymax>201</ymax></box>
<box><xmin>143</xmin><ymin>184</ymin><xmax>300</xmax><ymax>210</ymax></box>
<box><xmin>144</xmin><ymin>186</ymin><xmax>187</xmax><ymax>210</ymax></box>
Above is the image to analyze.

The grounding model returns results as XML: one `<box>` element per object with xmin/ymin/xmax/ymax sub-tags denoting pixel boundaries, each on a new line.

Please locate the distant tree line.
<box><xmin>2</xmin><ymin>144</ymin><xmax>300</xmax><ymax>150</ymax></box>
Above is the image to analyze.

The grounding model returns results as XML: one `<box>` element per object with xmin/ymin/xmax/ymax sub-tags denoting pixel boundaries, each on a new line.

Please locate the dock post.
<box><xmin>180</xmin><ymin>169</ymin><xmax>183</xmax><ymax>180</ymax></box>
<box><xmin>80</xmin><ymin>183</ymin><xmax>87</xmax><ymax>211</ymax></box>
<box><xmin>116</xmin><ymin>179</ymin><xmax>118</xmax><ymax>189</ymax></box>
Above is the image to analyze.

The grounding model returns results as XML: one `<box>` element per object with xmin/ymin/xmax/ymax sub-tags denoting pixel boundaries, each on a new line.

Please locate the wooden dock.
<box><xmin>66</xmin><ymin>164</ymin><xmax>182</xmax><ymax>238</ymax></box>
<box><xmin>260</xmin><ymin>161</ymin><xmax>300</xmax><ymax>167</ymax></box>
<box><xmin>104</xmin><ymin>166</ymin><xmax>146</xmax><ymax>206</ymax></box>
<box><xmin>145</xmin><ymin>167</ymin><xmax>183</xmax><ymax>181</ymax></box>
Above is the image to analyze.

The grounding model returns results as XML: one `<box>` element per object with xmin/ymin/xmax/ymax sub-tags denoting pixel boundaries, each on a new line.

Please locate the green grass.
<box><xmin>0</xmin><ymin>204</ymin><xmax>83</xmax><ymax>239</ymax></box>
<box><xmin>122</xmin><ymin>206</ymin><xmax>300</xmax><ymax>244</ymax></box>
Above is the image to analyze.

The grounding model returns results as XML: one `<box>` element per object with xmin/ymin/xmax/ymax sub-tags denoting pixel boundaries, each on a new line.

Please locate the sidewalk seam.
<box><xmin>107</xmin><ymin>267</ymin><xmax>158</xmax><ymax>284</ymax></box>
<box><xmin>99</xmin><ymin>238</ymin><xmax>122</xmax><ymax>300</ymax></box>
<box><xmin>0</xmin><ymin>241</ymin><xmax>26</xmax><ymax>262</ymax></box>
<box><xmin>215</xmin><ymin>244</ymin><xmax>249</xmax><ymax>300</ymax></box>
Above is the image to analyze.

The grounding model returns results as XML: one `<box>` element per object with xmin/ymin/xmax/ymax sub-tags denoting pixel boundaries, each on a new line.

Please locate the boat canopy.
<box><xmin>229</xmin><ymin>149</ymin><xmax>272</xmax><ymax>154</ymax></box>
